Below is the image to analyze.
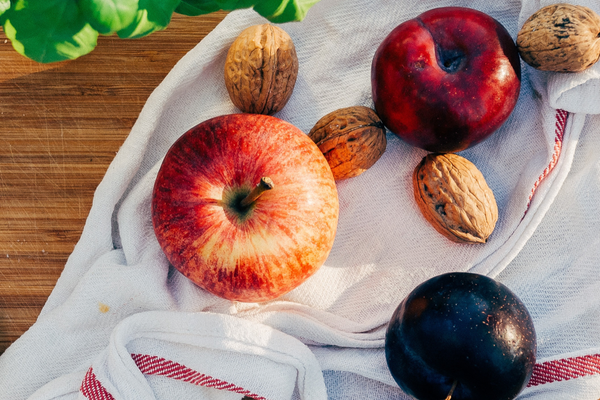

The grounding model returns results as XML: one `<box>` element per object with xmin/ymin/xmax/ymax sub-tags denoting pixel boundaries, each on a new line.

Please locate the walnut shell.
<box><xmin>224</xmin><ymin>24</ymin><xmax>298</xmax><ymax>114</ymax></box>
<box><xmin>308</xmin><ymin>106</ymin><xmax>387</xmax><ymax>181</ymax></box>
<box><xmin>517</xmin><ymin>3</ymin><xmax>600</xmax><ymax>72</ymax></box>
<box><xmin>413</xmin><ymin>153</ymin><xmax>498</xmax><ymax>244</ymax></box>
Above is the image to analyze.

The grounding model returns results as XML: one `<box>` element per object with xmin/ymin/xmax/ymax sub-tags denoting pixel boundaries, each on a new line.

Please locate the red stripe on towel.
<box><xmin>81</xmin><ymin>352</ymin><xmax>600</xmax><ymax>398</ymax></box>
<box><xmin>525</xmin><ymin>109</ymin><xmax>569</xmax><ymax>212</ymax></box>
<box><xmin>131</xmin><ymin>353</ymin><xmax>267</xmax><ymax>399</ymax></box>
<box><xmin>80</xmin><ymin>368</ymin><xmax>115</xmax><ymax>400</ymax></box>
<box><xmin>528</xmin><ymin>354</ymin><xmax>600</xmax><ymax>387</ymax></box>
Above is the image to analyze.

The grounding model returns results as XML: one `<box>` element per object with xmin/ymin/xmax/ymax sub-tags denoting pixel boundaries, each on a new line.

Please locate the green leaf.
<box><xmin>78</xmin><ymin>0</ymin><xmax>139</xmax><ymax>35</ymax></box>
<box><xmin>117</xmin><ymin>0</ymin><xmax>180</xmax><ymax>39</ymax></box>
<box><xmin>175</xmin><ymin>0</ymin><xmax>223</xmax><ymax>16</ymax></box>
<box><xmin>3</xmin><ymin>0</ymin><xmax>99</xmax><ymax>63</ymax></box>
<box><xmin>0</xmin><ymin>0</ymin><xmax>10</xmax><ymax>23</ymax></box>
<box><xmin>253</xmin><ymin>0</ymin><xmax>321</xmax><ymax>22</ymax></box>
<box><xmin>176</xmin><ymin>0</ymin><xmax>255</xmax><ymax>16</ymax></box>
<box><xmin>175</xmin><ymin>0</ymin><xmax>320</xmax><ymax>22</ymax></box>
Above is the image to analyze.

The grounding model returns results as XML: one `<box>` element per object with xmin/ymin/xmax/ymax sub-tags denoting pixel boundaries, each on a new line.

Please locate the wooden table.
<box><xmin>0</xmin><ymin>11</ymin><xmax>227</xmax><ymax>354</ymax></box>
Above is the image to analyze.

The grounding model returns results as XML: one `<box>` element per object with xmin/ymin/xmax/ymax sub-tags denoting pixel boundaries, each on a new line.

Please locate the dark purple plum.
<box><xmin>385</xmin><ymin>272</ymin><xmax>536</xmax><ymax>400</ymax></box>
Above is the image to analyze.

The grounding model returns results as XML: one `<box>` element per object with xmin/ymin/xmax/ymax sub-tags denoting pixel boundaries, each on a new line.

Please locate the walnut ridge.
<box><xmin>413</xmin><ymin>153</ymin><xmax>498</xmax><ymax>244</ymax></box>
<box><xmin>308</xmin><ymin>106</ymin><xmax>387</xmax><ymax>181</ymax></box>
<box><xmin>517</xmin><ymin>3</ymin><xmax>600</xmax><ymax>72</ymax></box>
<box><xmin>224</xmin><ymin>24</ymin><xmax>298</xmax><ymax>114</ymax></box>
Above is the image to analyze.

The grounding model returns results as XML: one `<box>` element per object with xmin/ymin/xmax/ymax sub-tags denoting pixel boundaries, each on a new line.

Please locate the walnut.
<box><xmin>517</xmin><ymin>3</ymin><xmax>600</xmax><ymax>72</ymax></box>
<box><xmin>413</xmin><ymin>153</ymin><xmax>498</xmax><ymax>244</ymax></box>
<box><xmin>224</xmin><ymin>24</ymin><xmax>298</xmax><ymax>114</ymax></box>
<box><xmin>308</xmin><ymin>106</ymin><xmax>387</xmax><ymax>181</ymax></box>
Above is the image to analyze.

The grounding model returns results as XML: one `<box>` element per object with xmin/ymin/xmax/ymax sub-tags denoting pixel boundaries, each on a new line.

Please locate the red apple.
<box><xmin>371</xmin><ymin>7</ymin><xmax>521</xmax><ymax>153</ymax></box>
<box><xmin>151</xmin><ymin>113</ymin><xmax>339</xmax><ymax>303</ymax></box>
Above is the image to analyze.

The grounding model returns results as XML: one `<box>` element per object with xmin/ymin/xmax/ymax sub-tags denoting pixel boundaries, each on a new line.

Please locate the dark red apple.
<box><xmin>385</xmin><ymin>272</ymin><xmax>537</xmax><ymax>400</ymax></box>
<box><xmin>371</xmin><ymin>7</ymin><xmax>522</xmax><ymax>153</ymax></box>
<box><xmin>151</xmin><ymin>114</ymin><xmax>339</xmax><ymax>302</ymax></box>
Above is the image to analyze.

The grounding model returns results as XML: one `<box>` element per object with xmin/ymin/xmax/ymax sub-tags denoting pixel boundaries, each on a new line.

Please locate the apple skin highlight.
<box><xmin>152</xmin><ymin>113</ymin><xmax>339</xmax><ymax>303</ymax></box>
<box><xmin>371</xmin><ymin>7</ymin><xmax>522</xmax><ymax>153</ymax></box>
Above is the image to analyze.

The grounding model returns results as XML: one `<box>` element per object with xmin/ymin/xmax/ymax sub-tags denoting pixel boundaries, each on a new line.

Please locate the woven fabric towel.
<box><xmin>1</xmin><ymin>0</ymin><xmax>600</xmax><ymax>399</ymax></box>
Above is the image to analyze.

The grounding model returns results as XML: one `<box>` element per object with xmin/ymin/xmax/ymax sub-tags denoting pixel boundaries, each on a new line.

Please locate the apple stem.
<box><xmin>239</xmin><ymin>177</ymin><xmax>274</xmax><ymax>209</ymax></box>
<box><xmin>444</xmin><ymin>380</ymin><xmax>458</xmax><ymax>400</ymax></box>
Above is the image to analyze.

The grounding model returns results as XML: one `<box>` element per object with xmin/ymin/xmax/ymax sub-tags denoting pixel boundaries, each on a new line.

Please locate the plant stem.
<box><xmin>444</xmin><ymin>380</ymin><xmax>458</xmax><ymax>400</ymax></box>
<box><xmin>239</xmin><ymin>177</ymin><xmax>274</xmax><ymax>208</ymax></box>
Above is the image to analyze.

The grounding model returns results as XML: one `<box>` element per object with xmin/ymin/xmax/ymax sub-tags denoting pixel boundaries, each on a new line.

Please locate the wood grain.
<box><xmin>0</xmin><ymin>11</ymin><xmax>227</xmax><ymax>354</ymax></box>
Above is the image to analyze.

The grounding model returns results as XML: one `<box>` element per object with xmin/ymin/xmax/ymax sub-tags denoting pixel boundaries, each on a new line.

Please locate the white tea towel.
<box><xmin>1</xmin><ymin>0</ymin><xmax>600</xmax><ymax>399</ymax></box>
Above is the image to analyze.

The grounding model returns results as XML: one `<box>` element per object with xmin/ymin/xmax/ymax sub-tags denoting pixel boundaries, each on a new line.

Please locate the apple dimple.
<box><xmin>436</xmin><ymin>46</ymin><xmax>466</xmax><ymax>73</ymax></box>
<box><xmin>221</xmin><ymin>176</ymin><xmax>275</xmax><ymax>225</ymax></box>
<box><xmin>222</xmin><ymin>186</ymin><xmax>254</xmax><ymax>222</ymax></box>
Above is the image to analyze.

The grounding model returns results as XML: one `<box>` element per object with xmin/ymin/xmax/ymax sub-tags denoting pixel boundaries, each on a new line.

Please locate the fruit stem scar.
<box><xmin>239</xmin><ymin>177</ymin><xmax>274</xmax><ymax>208</ymax></box>
<box><xmin>445</xmin><ymin>380</ymin><xmax>458</xmax><ymax>400</ymax></box>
